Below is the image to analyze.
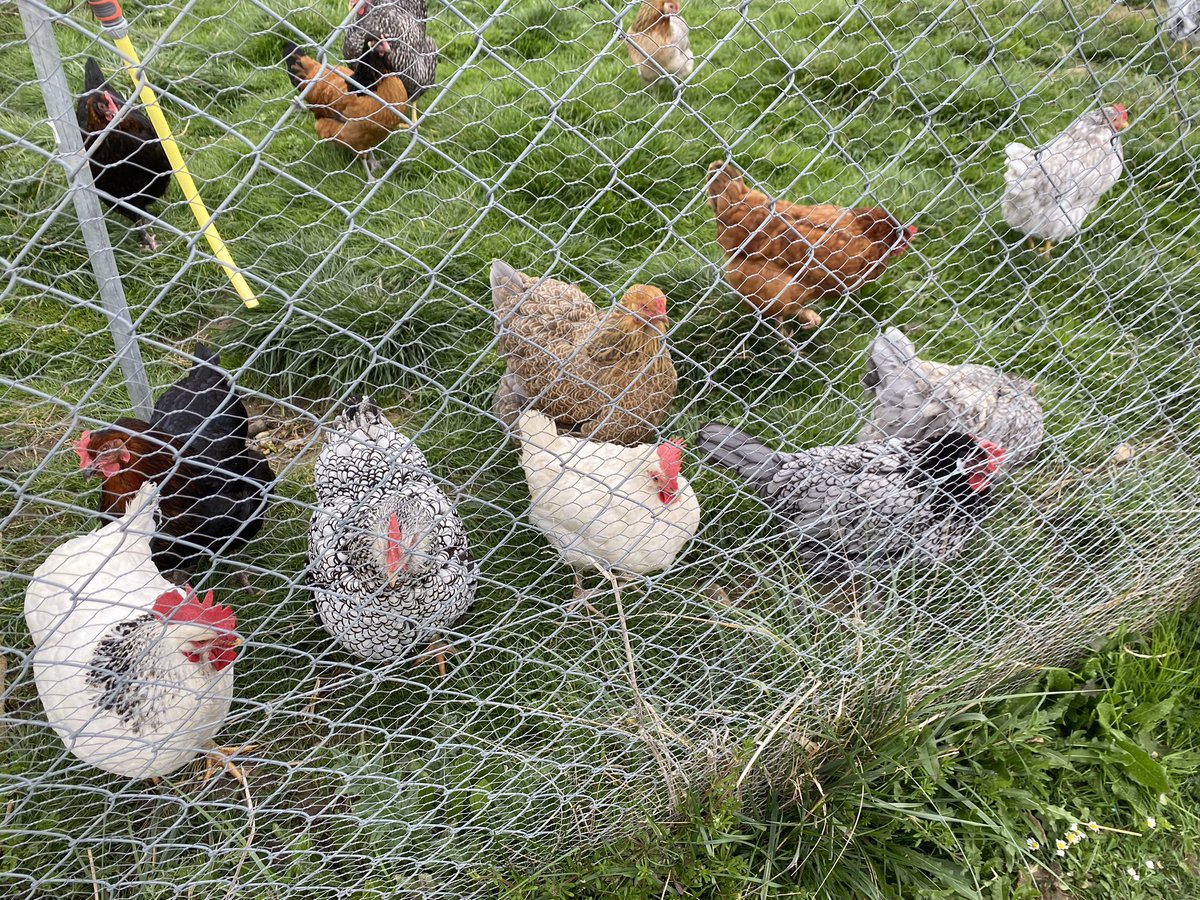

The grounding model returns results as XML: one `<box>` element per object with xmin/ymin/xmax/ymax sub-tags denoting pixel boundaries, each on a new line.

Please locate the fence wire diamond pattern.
<box><xmin>2</xmin><ymin>0</ymin><xmax>1199</xmax><ymax>894</ymax></box>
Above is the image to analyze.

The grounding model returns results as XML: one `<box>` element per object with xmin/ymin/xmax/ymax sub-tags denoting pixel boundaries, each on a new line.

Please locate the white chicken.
<box><xmin>25</xmin><ymin>482</ymin><xmax>241</xmax><ymax>780</ymax></box>
<box><xmin>1001</xmin><ymin>104</ymin><xmax>1128</xmax><ymax>256</ymax></box>
<box><xmin>625</xmin><ymin>0</ymin><xmax>694</xmax><ymax>86</ymax></box>
<box><xmin>516</xmin><ymin>408</ymin><xmax>700</xmax><ymax>598</ymax></box>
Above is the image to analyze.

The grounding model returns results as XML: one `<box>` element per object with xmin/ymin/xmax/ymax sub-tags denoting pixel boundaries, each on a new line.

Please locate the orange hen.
<box><xmin>706</xmin><ymin>161</ymin><xmax>916</xmax><ymax>335</ymax></box>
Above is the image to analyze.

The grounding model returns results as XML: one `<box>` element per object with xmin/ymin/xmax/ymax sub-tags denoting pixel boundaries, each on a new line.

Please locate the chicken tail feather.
<box><xmin>705</xmin><ymin>159</ymin><xmax>745</xmax><ymax>202</ymax></box>
<box><xmin>282</xmin><ymin>41</ymin><xmax>311</xmax><ymax>91</ymax></box>
<box><xmin>84</xmin><ymin>57</ymin><xmax>107</xmax><ymax>94</ymax></box>
<box><xmin>490</xmin><ymin>258</ymin><xmax>527</xmax><ymax>318</ymax></box>
<box><xmin>517</xmin><ymin>408</ymin><xmax>558</xmax><ymax>451</ymax></box>
<box><xmin>696</xmin><ymin>422</ymin><xmax>781</xmax><ymax>488</ymax></box>
<box><xmin>862</xmin><ymin>326</ymin><xmax>916</xmax><ymax>390</ymax></box>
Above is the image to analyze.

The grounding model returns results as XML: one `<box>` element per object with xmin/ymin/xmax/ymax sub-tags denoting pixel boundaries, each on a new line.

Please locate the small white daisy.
<box><xmin>1146</xmin><ymin>815</ymin><xmax>1157</xmax><ymax>829</ymax></box>
<box><xmin>1145</xmin><ymin>860</ymin><xmax>1157</xmax><ymax>872</ymax></box>
<box><xmin>1085</xmin><ymin>820</ymin><xmax>1100</xmax><ymax>833</ymax></box>
<box><xmin>1026</xmin><ymin>837</ymin><xmax>1040</xmax><ymax>851</ymax></box>
<box><xmin>1126</xmin><ymin>866</ymin><xmax>1141</xmax><ymax>881</ymax></box>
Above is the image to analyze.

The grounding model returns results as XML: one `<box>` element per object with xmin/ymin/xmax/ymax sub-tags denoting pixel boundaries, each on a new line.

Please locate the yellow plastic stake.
<box><xmin>89</xmin><ymin>0</ymin><xmax>258</xmax><ymax>308</ymax></box>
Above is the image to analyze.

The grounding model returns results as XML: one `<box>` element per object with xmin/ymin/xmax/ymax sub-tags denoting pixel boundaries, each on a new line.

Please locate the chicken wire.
<box><xmin>2</xmin><ymin>0</ymin><xmax>1200</xmax><ymax>894</ymax></box>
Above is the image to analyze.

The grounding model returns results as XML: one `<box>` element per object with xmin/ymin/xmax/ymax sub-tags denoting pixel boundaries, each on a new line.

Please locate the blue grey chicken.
<box><xmin>697</xmin><ymin>424</ymin><xmax>1005</xmax><ymax>578</ymax></box>
<box><xmin>342</xmin><ymin>0</ymin><xmax>437</xmax><ymax>123</ymax></box>
<box><xmin>307</xmin><ymin>396</ymin><xmax>476</xmax><ymax>673</ymax></box>
<box><xmin>858</xmin><ymin>328</ymin><xmax>1044</xmax><ymax>469</ymax></box>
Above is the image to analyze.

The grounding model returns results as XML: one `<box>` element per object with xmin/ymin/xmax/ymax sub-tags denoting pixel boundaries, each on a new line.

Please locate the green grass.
<box><xmin>502</xmin><ymin>603</ymin><xmax>1200</xmax><ymax>899</ymax></box>
<box><xmin>2</xmin><ymin>0</ymin><xmax>1200</xmax><ymax>894</ymax></box>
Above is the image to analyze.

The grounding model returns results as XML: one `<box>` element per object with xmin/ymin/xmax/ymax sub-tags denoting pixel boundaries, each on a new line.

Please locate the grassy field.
<box><xmin>2</xmin><ymin>0</ymin><xmax>1200</xmax><ymax>894</ymax></box>
<box><xmin>504</xmin><ymin>604</ymin><xmax>1200</xmax><ymax>899</ymax></box>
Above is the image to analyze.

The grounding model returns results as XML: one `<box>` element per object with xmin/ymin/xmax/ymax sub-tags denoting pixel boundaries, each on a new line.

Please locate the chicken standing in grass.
<box><xmin>859</xmin><ymin>327</ymin><xmax>1045</xmax><ymax>468</ymax></box>
<box><xmin>706</xmin><ymin>161</ymin><xmax>916</xmax><ymax>338</ymax></box>
<box><xmin>1001</xmin><ymin>104</ymin><xmax>1128</xmax><ymax>257</ymax></box>
<box><xmin>75</xmin><ymin>344</ymin><xmax>275</xmax><ymax>580</ymax></box>
<box><xmin>307</xmin><ymin>397</ymin><xmax>477</xmax><ymax>672</ymax></box>
<box><xmin>76</xmin><ymin>57</ymin><xmax>172</xmax><ymax>251</ymax></box>
<box><xmin>697</xmin><ymin>424</ymin><xmax>1005</xmax><ymax>578</ymax></box>
<box><xmin>491</xmin><ymin>260</ymin><xmax>677</xmax><ymax>446</ymax></box>
<box><xmin>25</xmin><ymin>483</ymin><xmax>243</xmax><ymax>780</ymax></box>
<box><xmin>625</xmin><ymin>0</ymin><xmax>694</xmax><ymax>85</ymax></box>
<box><xmin>342</xmin><ymin>0</ymin><xmax>437</xmax><ymax>122</ymax></box>
<box><xmin>283</xmin><ymin>35</ymin><xmax>409</xmax><ymax>180</ymax></box>
<box><xmin>517</xmin><ymin>408</ymin><xmax>700</xmax><ymax>600</ymax></box>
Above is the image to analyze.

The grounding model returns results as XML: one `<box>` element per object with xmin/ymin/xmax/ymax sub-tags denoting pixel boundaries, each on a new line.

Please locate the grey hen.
<box><xmin>342</xmin><ymin>0</ymin><xmax>436</xmax><ymax>119</ymax></box>
<box><xmin>697</xmin><ymin>423</ymin><xmax>1005</xmax><ymax>578</ymax></box>
<box><xmin>858</xmin><ymin>328</ymin><xmax>1044</xmax><ymax>468</ymax></box>
<box><xmin>307</xmin><ymin>396</ymin><xmax>476</xmax><ymax>672</ymax></box>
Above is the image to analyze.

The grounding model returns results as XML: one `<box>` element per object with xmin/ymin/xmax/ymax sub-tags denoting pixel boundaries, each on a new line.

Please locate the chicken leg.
<box><xmin>137</xmin><ymin>222</ymin><xmax>159</xmax><ymax>252</ymax></box>
<box><xmin>200</xmin><ymin>743</ymin><xmax>257</xmax><ymax>787</ymax></box>
<box><xmin>361</xmin><ymin>151</ymin><xmax>381</xmax><ymax>182</ymax></box>
<box><xmin>413</xmin><ymin>639</ymin><xmax>454</xmax><ymax>678</ymax></box>
<box><xmin>565</xmin><ymin>569</ymin><xmax>604</xmax><ymax>617</ymax></box>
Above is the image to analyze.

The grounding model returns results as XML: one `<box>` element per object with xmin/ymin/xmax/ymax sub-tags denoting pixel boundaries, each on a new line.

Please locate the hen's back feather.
<box><xmin>858</xmin><ymin>328</ymin><xmax>1045</xmax><ymax>467</ymax></box>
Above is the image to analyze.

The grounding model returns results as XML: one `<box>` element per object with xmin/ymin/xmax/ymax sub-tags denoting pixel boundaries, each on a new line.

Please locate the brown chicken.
<box><xmin>706</xmin><ymin>161</ymin><xmax>917</xmax><ymax>335</ymax></box>
<box><xmin>490</xmin><ymin>259</ymin><xmax>677</xmax><ymax>446</ymax></box>
<box><xmin>283</xmin><ymin>37</ymin><xmax>409</xmax><ymax>180</ymax></box>
<box><xmin>625</xmin><ymin>0</ymin><xmax>694</xmax><ymax>85</ymax></box>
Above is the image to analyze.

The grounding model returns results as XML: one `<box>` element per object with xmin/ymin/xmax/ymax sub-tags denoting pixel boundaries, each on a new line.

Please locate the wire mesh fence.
<box><xmin>2</xmin><ymin>0</ymin><xmax>1200</xmax><ymax>893</ymax></box>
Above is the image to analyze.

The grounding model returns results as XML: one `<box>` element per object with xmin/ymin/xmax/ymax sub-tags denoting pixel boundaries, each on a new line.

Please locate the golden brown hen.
<box><xmin>283</xmin><ymin>37</ymin><xmax>409</xmax><ymax>180</ymax></box>
<box><xmin>706</xmin><ymin>161</ymin><xmax>916</xmax><ymax>335</ymax></box>
<box><xmin>490</xmin><ymin>260</ymin><xmax>677</xmax><ymax>446</ymax></box>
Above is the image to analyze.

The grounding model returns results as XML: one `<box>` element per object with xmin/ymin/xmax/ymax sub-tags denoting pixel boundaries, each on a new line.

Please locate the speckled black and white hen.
<box><xmin>342</xmin><ymin>0</ymin><xmax>436</xmax><ymax>120</ymax></box>
<box><xmin>697</xmin><ymin>424</ymin><xmax>1006</xmax><ymax>578</ymax></box>
<box><xmin>307</xmin><ymin>396</ymin><xmax>476</xmax><ymax>671</ymax></box>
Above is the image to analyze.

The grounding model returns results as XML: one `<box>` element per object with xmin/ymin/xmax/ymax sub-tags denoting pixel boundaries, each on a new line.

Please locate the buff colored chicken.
<box><xmin>706</xmin><ymin>161</ymin><xmax>916</xmax><ymax>338</ymax></box>
<box><xmin>1001</xmin><ymin>104</ymin><xmax>1127</xmax><ymax>257</ymax></box>
<box><xmin>625</xmin><ymin>0</ymin><xmax>694</xmax><ymax>85</ymax></box>
<box><xmin>490</xmin><ymin>260</ymin><xmax>677</xmax><ymax>446</ymax></box>
<box><xmin>517</xmin><ymin>408</ymin><xmax>700</xmax><ymax>600</ymax></box>
<box><xmin>859</xmin><ymin>328</ymin><xmax>1045</xmax><ymax>468</ymax></box>
<box><xmin>283</xmin><ymin>36</ymin><xmax>409</xmax><ymax>180</ymax></box>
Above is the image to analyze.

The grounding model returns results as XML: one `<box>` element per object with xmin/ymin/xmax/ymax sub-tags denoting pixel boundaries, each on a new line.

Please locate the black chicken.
<box><xmin>76</xmin><ymin>57</ymin><xmax>171</xmax><ymax>251</ymax></box>
<box><xmin>74</xmin><ymin>344</ymin><xmax>275</xmax><ymax>578</ymax></box>
<box><xmin>342</xmin><ymin>0</ymin><xmax>437</xmax><ymax>121</ymax></box>
<box><xmin>697</xmin><ymin>424</ymin><xmax>1006</xmax><ymax>578</ymax></box>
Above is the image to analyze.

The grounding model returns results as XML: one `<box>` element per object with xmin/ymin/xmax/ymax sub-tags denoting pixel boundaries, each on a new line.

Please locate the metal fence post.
<box><xmin>17</xmin><ymin>0</ymin><xmax>154</xmax><ymax>421</ymax></box>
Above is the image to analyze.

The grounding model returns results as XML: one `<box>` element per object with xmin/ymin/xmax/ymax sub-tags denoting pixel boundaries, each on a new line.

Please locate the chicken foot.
<box><xmin>1025</xmin><ymin>236</ymin><xmax>1054</xmax><ymax>259</ymax></box>
<box><xmin>564</xmin><ymin>569</ymin><xmax>605</xmax><ymax>617</ymax></box>
<box><xmin>200</xmin><ymin>743</ymin><xmax>258</xmax><ymax>788</ymax></box>
<box><xmin>412</xmin><ymin>639</ymin><xmax>454</xmax><ymax>678</ymax></box>
<box><xmin>137</xmin><ymin>222</ymin><xmax>159</xmax><ymax>252</ymax></box>
<box><xmin>360</xmin><ymin>151</ymin><xmax>381</xmax><ymax>182</ymax></box>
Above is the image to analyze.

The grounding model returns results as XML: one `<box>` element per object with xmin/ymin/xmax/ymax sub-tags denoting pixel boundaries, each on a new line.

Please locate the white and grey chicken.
<box><xmin>1001</xmin><ymin>104</ymin><xmax>1128</xmax><ymax>256</ymax></box>
<box><xmin>517</xmin><ymin>407</ymin><xmax>700</xmax><ymax>599</ymax></box>
<box><xmin>625</xmin><ymin>0</ymin><xmax>694</xmax><ymax>86</ymax></box>
<box><xmin>307</xmin><ymin>396</ymin><xmax>477</xmax><ymax>672</ymax></box>
<box><xmin>859</xmin><ymin>328</ymin><xmax>1045</xmax><ymax>468</ymax></box>
<box><xmin>25</xmin><ymin>482</ymin><xmax>241</xmax><ymax>780</ymax></box>
<box><xmin>1168</xmin><ymin>0</ymin><xmax>1200</xmax><ymax>53</ymax></box>
<box><xmin>697</xmin><ymin>424</ymin><xmax>1005</xmax><ymax>579</ymax></box>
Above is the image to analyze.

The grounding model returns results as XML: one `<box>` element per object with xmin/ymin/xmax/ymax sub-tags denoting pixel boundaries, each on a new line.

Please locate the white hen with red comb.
<box><xmin>517</xmin><ymin>408</ymin><xmax>701</xmax><ymax>587</ymax></box>
<box><xmin>24</xmin><ymin>482</ymin><xmax>238</xmax><ymax>779</ymax></box>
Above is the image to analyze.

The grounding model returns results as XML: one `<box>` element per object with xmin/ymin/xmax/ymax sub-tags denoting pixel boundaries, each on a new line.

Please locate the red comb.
<box><xmin>153</xmin><ymin>585</ymin><xmax>237</xmax><ymax>634</ymax></box>
<box><xmin>74</xmin><ymin>431</ymin><xmax>93</xmax><ymax>467</ymax></box>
